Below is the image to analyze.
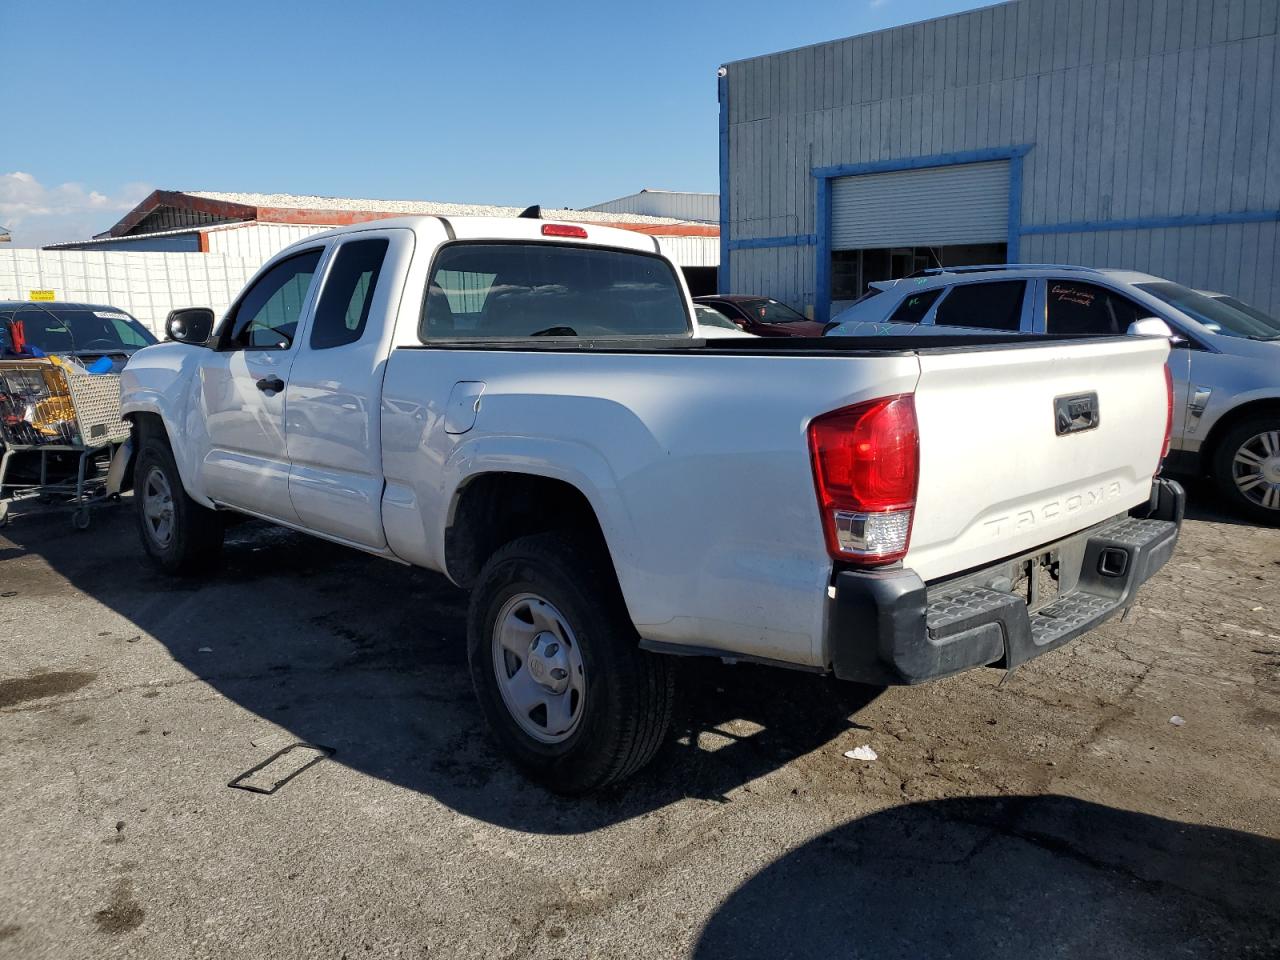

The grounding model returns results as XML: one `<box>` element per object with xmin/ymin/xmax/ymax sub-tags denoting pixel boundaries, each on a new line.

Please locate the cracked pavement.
<box><xmin>1</xmin><ymin>491</ymin><xmax>1277</xmax><ymax>959</ymax></box>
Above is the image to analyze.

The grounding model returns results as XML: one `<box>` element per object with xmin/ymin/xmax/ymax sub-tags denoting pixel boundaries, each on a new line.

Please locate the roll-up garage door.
<box><xmin>830</xmin><ymin>161</ymin><xmax>1010</xmax><ymax>250</ymax></box>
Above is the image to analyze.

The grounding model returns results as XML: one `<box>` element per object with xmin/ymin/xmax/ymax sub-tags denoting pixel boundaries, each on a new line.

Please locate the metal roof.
<box><xmin>184</xmin><ymin>190</ymin><xmax>695</xmax><ymax>224</ymax></box>
<box><xmin>93</xmin><ymin>190</ymin><xmax>720</xmax><ymax>244</ymax></box>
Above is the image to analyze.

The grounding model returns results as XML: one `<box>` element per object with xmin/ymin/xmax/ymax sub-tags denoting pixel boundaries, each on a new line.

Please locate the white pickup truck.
<box><xmin>117</xmin><ymin>216</ymin><xmax>1183</xmax><ymax>793</ymax></box>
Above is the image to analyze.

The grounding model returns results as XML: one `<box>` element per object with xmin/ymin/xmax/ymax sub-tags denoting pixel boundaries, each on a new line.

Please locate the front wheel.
<box><xmin>133</xmin><ymin>437</ymin><xmax>224</xmax><ymax>574</ymax></box>
<box><xmin>467</xmin><ymin>532</ymin><xmax>675</xmax><ymax>794</ymax></box>
<box><xmin>1212</xmin><ymin>417</ymin><xmax>1280</xmax><ymax>525</ymax></box>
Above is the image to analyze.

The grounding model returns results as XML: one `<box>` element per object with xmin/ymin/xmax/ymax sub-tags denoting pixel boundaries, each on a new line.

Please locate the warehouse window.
<box><xmin>934</xmin><ymin>281</ymin><xmax>1026</xmax><ymax>331</ymax></box>
<box><xmin>311</xmin><ymin>239</ymin><xmax>389</xmax><ymax>349</ymax></box>
<box><xmin>831</xmin><ymin>243</ymin><xmax>1007</xmax><ymax>302</ymax></box>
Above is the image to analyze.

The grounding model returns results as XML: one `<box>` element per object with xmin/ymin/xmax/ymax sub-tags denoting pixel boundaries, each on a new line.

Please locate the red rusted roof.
<box><xmin>106</xmin><ymin>190</ymin><xmax>719</xmax><ymax>239</ymax></box>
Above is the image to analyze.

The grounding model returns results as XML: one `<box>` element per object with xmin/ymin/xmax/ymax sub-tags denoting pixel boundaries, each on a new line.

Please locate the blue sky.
<box><xmin>2</xmin><ymin>0</ymin><xmax>988</xmax><ymax>246</ymax></box>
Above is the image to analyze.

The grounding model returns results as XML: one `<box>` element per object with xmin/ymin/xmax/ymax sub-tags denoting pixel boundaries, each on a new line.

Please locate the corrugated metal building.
<box><xmin>719</xmin><ymin>0</ymin><xmax>1280</xmax><ymax>321</ymax></box>
<box><xmin>585</xmin><ymin>189</ymin><xmax>720</xmax><ymax>222</ymax></box>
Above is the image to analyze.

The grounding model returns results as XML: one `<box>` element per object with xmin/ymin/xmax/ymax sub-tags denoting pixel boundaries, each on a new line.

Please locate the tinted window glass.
<box><xmin>1135</xmin><ymin>283</ymin><xmax>1280</xmax><ymax>340</ymax></box>
<box><xmin>741</xmin><ymin>298</ymin><xmax>806</xmax><ymax>324</ymax></box>
<box><xmin>310</xmin><ymin>239</ymin><xmax>388</xmax><ymax>349</ymax></box>
<box><xmin>694</xmin><ymin>305</ymin><xmax>739</xmax><ymax>330</ymax></box>
<box><xmin>6</xmin><ymin>306</ymin><xmax>156</xmax><ymax>353</ymax></box>
<box><xmin>934</xmin><ymin>281</ymin><xmax>1025</xmax><ymax>330</ymax></box>
<box><xmin>228</xmin><ymin>249</ymin><xmax>323</xmax><ymax>349</ymax></box>
<box><xmin>889</xmin><ymin>288</ymin><xmax>942</xmax><ymax>324</ymax></box>
<box><xmin>422</xmin><ymin>243</ymin><xmax>689</xmax><ymax>340</ymax></box>
<box><xmin>1046</xmin><ymin>281</ymin><xmax>1143</xmax><ymax>335</ymax></box>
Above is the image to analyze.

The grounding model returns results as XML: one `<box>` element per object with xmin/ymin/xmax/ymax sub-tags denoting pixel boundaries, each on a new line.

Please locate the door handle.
<box><xmin>256</xmin><ymin>376</ymin><xmax>285</xmax><ymax>393</ymax></box>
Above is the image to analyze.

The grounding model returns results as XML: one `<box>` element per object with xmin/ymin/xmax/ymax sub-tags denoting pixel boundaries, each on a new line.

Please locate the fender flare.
<box><xmin>121</xmin><ymin>394</ymin><xmax>215</xmax><ymax>508</ymax></box>
<box><xmin>439</xmin><ymin>433</ymin><xmax>640</xmax><ymax>588</ymax></box>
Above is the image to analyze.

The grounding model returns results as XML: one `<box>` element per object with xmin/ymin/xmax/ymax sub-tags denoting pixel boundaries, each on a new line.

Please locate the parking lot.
<box><xmin>1</xmin><ymin>488</ymin><xmax>1278</xmax><ymax>959</ymax></box>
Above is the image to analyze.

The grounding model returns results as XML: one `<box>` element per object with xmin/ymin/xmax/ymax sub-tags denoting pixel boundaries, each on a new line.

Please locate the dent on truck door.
<box><xmin>200</xmin><ymin>248</ymin><xmax>324</xmax><ymax>523</ymax></box>
<box><xmin>284</xmin><ymin>230</ymin><xmax>409</xmax><ymax>549</ymax></box>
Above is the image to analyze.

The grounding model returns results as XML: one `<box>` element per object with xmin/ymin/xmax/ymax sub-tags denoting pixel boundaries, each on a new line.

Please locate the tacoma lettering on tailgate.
<box><xmin>982</xmin><ymin>481</ymin><xmax>1123</xmax><ymax>539</ymax></box>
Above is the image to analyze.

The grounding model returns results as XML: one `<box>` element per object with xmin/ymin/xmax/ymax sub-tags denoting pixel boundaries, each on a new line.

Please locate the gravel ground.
<box><xmin>0</xmin><ymin>489</ymin><xmax>1277</xmax><ymax>959</ymax></box>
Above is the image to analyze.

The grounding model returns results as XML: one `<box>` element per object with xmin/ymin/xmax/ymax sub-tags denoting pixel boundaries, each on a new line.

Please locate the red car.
<box><xmin>693</xmin><ymin>295</ymin><xmax>826</xmax><ymax>337</ymax></box>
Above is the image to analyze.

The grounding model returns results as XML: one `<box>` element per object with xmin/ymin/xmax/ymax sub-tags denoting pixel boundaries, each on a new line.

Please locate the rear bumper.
<box><xmin>828</xmin><ymin>478</ymin><xmax>1184</xmax><ymax>685</ymax></box>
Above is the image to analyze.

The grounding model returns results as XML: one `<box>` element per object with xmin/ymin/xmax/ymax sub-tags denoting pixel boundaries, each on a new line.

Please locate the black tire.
<box><xmin>467</xmin><ymin>531</ymin><xmax>675</xmax><ymax>794</ymax></box>
<box><xmin>133</xmin><ymin>436</ymin><xmax>224</xmax><ymax>575</ymax></box>
<box><xmin>1211</xmin><ymin>415</ymin><xmax>1280</xmax><ymax>526</ymax></box>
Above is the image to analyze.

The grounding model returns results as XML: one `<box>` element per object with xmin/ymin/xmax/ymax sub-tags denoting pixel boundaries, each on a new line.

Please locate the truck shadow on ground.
<box><xmin>3</xmin><ymin>506</ymin><xmax>881</xmax><ymax>835</ymax></box>
<box><xmin>692</xmin><ymin>794</ymin><xmax>1280</xmax><ymax>959</ymax></box>
<box><xmin>1173</xmin><ymin>472</ymin><xmax>1275</xmax><ymax>527</ymax></box>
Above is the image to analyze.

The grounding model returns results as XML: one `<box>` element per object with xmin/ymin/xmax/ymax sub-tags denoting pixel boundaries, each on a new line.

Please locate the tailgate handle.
<box><xmin>1054</xmin><ymin>392</ymin><xmax>1099</xmax><ymax>436</ymax></box>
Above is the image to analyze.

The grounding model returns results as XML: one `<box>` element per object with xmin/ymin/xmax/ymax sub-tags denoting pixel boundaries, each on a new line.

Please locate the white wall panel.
<box><xmin>205</xmin><ymin>223</ymin><xmax>332</xmax><ymax>262</ymax></box>
<box><xmin>0</xmin><ymin>250</ymin><xmax>260</xmax><ymax>334</ymax></box>
<box><xmin>655</xmin><ymin>236</ymin><xmax>720</xmax><ymax>267</ymax></box>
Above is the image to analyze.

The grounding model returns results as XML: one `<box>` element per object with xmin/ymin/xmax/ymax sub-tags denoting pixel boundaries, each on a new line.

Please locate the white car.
<box><xmin>829</xmin><ymin>265</ymin><xmax>1280</xmax><ymax>522</ymax></box>
<box><xmin>116</xmin><ymin>221</ymin><xmax>1181</xmax><ymax>792</ymax></box>
<box><xmin>694</xmin><ymin>304</ymin><xmax>754</xmax><ymax>338</ymax></box>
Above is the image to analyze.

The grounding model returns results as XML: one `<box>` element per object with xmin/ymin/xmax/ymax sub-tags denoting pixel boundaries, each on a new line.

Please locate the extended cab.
<box><xmin>118</xmin><ymin>217</ymin><xmax>1183</xmax><ymax>793</ymax></box>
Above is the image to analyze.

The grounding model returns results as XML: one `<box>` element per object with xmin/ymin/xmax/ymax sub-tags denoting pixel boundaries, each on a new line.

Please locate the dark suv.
<box><xmin>0</xmin><ymin>301</ymin><xmax>157</xmax><ymax>372</ymax></box>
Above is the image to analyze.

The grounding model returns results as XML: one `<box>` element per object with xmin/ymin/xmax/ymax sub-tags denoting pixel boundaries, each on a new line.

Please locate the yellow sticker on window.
<box><xmin>28</xmin><ymin>289</ymin><xmax>56</xmax><ymax>301</ymax></box>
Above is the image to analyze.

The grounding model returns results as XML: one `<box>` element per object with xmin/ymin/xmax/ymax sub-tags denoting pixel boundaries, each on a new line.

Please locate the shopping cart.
<box><xmin>0</xmin><ymin>359</ymin><xmax>131</xmax><ymax>530</ymax></box>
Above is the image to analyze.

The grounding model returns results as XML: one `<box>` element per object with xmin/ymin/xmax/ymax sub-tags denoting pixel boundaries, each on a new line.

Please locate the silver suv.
<box><xmin>827</xmin><ymin>265</ymin><xmax>1280</xmax><ymax>523</ymax></box>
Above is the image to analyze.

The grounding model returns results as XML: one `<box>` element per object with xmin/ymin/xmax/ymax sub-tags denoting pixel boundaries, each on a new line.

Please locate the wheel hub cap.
<box><xmin>142</xmin><ymin>467</ymin><xmax>175</xmax><ymax>546</ymax></box>
<box><xmin>491</xmin><ymin>594</ymin><xmax>586</xmax><ymax>744</ymax></box>
<box><xmin>526</xmin><ymin>632</ymin><xmax>571</xmax><ymax>694</ymax></box>
<box><xmin>1233</xmin><ymin>430</ymin><xmax>1280</xmax><ymax>511</ymax></box>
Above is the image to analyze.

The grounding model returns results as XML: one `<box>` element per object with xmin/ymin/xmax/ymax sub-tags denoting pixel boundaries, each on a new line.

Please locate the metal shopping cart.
<box><xmin>0</xmin><ymin>359</ymin><xmax>130</xmax><ymax>530</ymax></box>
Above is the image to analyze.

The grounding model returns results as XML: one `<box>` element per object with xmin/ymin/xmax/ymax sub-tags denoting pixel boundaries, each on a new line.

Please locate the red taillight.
<box><xmin>808</xmin><ymin>395</ymin><xmax>919</xmax><ymax>565</ymax></box>
<box><xmin>1159</xmin><ymin>363</ymin><xmax>1174</xmax><ymax>471</ymax></box>
<box><xmin>542</xmin><ymin>223</ymin><xmax>588</xmax><ymax>239</ymax></box>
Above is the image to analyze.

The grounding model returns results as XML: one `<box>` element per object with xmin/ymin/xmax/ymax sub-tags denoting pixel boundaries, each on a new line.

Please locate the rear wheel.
<box><xmin>467</xmin><ymin>531</ymin><xmax>675</xmax><ymax>794</ymax></box>
<box><xmin>134</xmin><ymin>437</ymin><xmax>224</xmax><ymax>574</ymax></box>
<box><xmin>1212</xmin><ymin>416</ymin><xmax>1280</xmax><ymax>525</ymax></box>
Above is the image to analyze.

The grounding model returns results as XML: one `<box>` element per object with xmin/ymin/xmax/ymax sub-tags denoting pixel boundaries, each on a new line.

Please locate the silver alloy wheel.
<box><xmin>491</xmin><ymin>592</ymin><xmax>586</xmax><ymax>744</ymax></box>
<box><xmin>142</xmin><ymin>466</ymin><xmax>176</xmax><ymax>547</ymax></box>
<box><xmin>1232</xmin><ymin>429</ymin><xmax>1280</xmax><ymax>512</ymax></box>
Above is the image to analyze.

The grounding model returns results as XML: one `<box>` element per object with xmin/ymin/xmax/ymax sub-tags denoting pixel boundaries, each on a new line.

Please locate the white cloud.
<box><xmin>0</xmin><ymin>172</ymin><xmax>152</xmax><ymax>248</ymax></box>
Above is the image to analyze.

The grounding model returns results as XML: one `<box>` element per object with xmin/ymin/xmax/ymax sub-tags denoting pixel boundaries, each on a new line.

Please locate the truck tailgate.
<box><xmin>906</xmin><ymin>337</ymin><xmax>1170</xmax><ymax>582</ymax></box>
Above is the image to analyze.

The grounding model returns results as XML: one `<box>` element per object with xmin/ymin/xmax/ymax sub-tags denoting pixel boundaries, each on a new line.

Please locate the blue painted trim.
<box><xmin>1020</xmin><ymin>209</ymin><xmax>1280</xmax><ymax>236</ymax></box>
<box><xmin>811</xmin><ymin>145</ymin><xmax>1033</xmax><ymax>181</ymax></box>
<box><xmin>1007</xmin><ymin>154</ymin><xmax>1024</xmax><ymax>262</ymax></box>
<box><xmin>815</xmin><ymin>177</ymin><xmax>832</xmax><ymax>325</ymax></box>
<box><xmin>717</xmin><ymin>69</ymin><xmax>730</xmax><ymax>293</ymax></box>
<box><xmin>810</xmin><ymin>144</ymin><xmax>1034</xmax><ymax>324</ymax></box>
<box><xmin>727</xmin><ymin>234</ymin><xmax>817</xmax><ymax>251</ymax></box>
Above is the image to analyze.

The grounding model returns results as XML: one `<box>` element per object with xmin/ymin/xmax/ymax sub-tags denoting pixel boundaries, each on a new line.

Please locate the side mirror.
<box><xmin>165</xmin><ymin>308</ymin><xmax>215</xmax><ymax>346</ymax></box>
<box><xmin>1127</xmin><ymin>316</ymin><xmax>1188</xmax><ymax>346</ymax></box>
<box><xmin>1127</xmin><ymin>317</ymin><xmax>1175</xmax><ymax>338</ymax></box>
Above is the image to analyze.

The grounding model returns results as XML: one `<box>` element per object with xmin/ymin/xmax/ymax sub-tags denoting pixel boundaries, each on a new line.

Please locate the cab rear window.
<box><xmin>420</xmin><ymin>243</ymin><xmax>691</xmax><ymax>340</ymax></box>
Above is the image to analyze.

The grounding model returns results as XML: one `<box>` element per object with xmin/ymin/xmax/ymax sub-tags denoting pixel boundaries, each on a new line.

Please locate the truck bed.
<box><xmin>381</xmin><ymin>333</ymin><xmax>1170</xmax><ymax>670</ymax></box>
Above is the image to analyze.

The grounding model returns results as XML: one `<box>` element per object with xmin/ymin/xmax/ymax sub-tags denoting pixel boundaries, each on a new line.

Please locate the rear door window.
<box><xmin>1045</xmin><ymin>281</ymin><xmax>1144</xmax><ymax>335</ymax></box>
<box><xmin>310</xmin><ymin>239</ymin><xmax>389</xmax><ymax>349</ymax></box>
<box><xmin>421</xmin><ymin>243</ymin><xmax>690</xmax><ymax>340</ymax></box>
<box><xmin>888</xmin><ymin>288</ymin><xmax>943</xmax><ymax>324</ymax></box>
<box><xmin>933</xmin><ymin>281</ymin><xmax>1026</xmax><ymax>330</ymax></box>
